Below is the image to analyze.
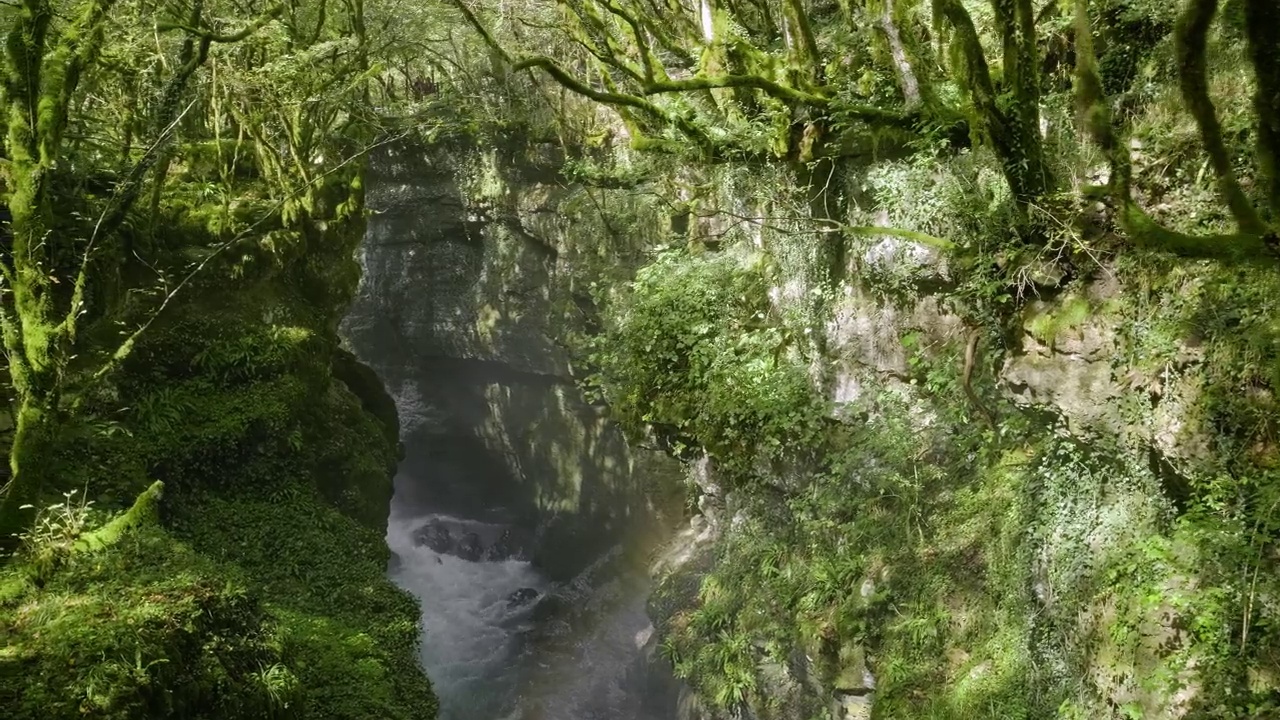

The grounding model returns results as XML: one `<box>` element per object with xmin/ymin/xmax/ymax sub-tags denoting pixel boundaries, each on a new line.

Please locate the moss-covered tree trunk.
<box><xmin>0</xmin><ymin>395</ymin><xmax>61</xmax><ymax>552</ymax></box>
<box><xmin>1243</xmin><ymin>0</ymin><xmax>1280</xmax><ymax>215</ymax></box>
<box><xmin>2</xmin><ymin>0</ymin><xmax>152</xmax><ymax>550</ymax></box>
<box><xmin>0</xmin><ymin>0</ymin><xmax>239</xmax><ymax>550</ymax></box>
<box><xmin>1</xmin><ymin>0</ymin><xmax>70</xmax><ymax>553</ymax></box>
<box><xmin>875</xmin><ymin>0</ymin><xmax>922</xmax><ymax>108</ymax></box>
<box><xmin>936</xmin><ymin>0</ymin><xmax>1049</xmax><ymax>206</ymax></box>
<box><xmin>1175</xmin><ymin>0</ymin><xmax>1265</xmax><ymax>235</ymax></box>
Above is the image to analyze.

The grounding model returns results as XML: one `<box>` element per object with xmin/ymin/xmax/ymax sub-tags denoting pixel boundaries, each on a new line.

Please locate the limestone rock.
<box><xmin>456</xmin><ymin>532</ymin><xmax>485</xmax><ymax>561</ymax></box>
<box><xmin>486</xmin><ymin>529</ymin><xmax>527</xmax><ymax>561</ymax></box>
<box><xmin>413</xmin><ymin>520</ymin><xmax>453</xmax><ymax>554</ymax></box>
<box><xmin>343</xmin><ymin>139</ymin><xmax>684</xmax><ymax>582</ymax></box>
<box><xmin>833</xmin><ymin>645</ymin><xmax>875</xmax><ymax>695</ymax></box>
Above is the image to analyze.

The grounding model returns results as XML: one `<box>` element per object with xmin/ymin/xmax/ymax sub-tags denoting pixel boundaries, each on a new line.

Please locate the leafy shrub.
<box><xmin>590</xmin><ymin>249</ymin><xmax>827</xmax><ymax>480</ymax></box>
<box><xmin>15</xmin><ymin>489</ymin><xmax>99</xmax><ymax>581</ymax></box>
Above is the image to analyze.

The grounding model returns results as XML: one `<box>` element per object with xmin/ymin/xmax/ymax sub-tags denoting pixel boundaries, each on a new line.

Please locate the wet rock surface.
<box><xmin>344</xmin><ymin>142</ymin><xmax>688</xmax><ymax>720</ymax></box>
<box><xmin>506</xmin><ymin>587</ymin><xmax>540</xmax><ymax>608</ymax></box>
<box><xmin>343</xmin><ymin>140</ymin><xmax>682</xmax><ymax>582</ymax></box>
<box><xmin>414</xmin><ymin>520</ymin><xmax>453</xmax><ymax>554</ymax></box>
<box><xmin>411</xmin><ymin>517</ymin><xmax>533</xmax><ymax>563</ymax></box>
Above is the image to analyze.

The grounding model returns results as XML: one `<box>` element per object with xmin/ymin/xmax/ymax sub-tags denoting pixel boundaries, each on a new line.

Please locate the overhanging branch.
<box><xmin>1075</xmin><ymin>0</ymin><xmax>1276</xmax><ymax>263</ymax></box>
<box><xmin>644</xmin><ymin>74</ymin><xmax>829</xmax><ymax>106</ymax></box>
<box><xmin>1175</xmin><ymin>0</ymin><xmax>1265</xmax><ymax>235</ymax></box>
<box><xmin>157</xmin><ymin>4</ymin><xmax>285</xmax><ymax>43</ymax></box>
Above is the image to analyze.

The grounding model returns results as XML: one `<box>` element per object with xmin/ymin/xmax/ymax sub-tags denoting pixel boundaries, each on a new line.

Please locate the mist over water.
<box><xmin>386</xmin><ymin>484</ymin><xmax>677</xmax><ymax>720</ymax></box>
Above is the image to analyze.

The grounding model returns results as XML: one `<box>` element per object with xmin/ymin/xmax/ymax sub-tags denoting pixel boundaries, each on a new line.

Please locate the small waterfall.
<box><xmin>387</xmin><ymin>511</ymin><xmax>546</xmax><ymax>717</ymax></box>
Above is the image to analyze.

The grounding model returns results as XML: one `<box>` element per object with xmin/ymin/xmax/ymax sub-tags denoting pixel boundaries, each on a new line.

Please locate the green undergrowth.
<box><xmin>0</xmin><ymin>485</ymin><xmax>432</xmax><ymax>719</ymax></box>
<box><xmin>652</xmin><ymin>380</ymin><xmax>1070</xmax><ymax>718</ymax></box>
<box><xmin>571</xmin><ymin>0</ymin><xmax>1280</xmax><ymax>714</ymax></box>
<box><xmin>1</xmin><ymin>518</ymin><xmax>291</xmax><ymax>719</ymax></box>
<box><xmin>1</xmin><ymin>279</ymin><xmax>434</xmax><ymax>718</ymax></box>
<box><xmin>608</xmin><ymin>227</ymin><xmax>1280</xmax><ymax>717</ymax></box>
<box><xmin>652</xmin><ymin>374</ymin><xmax>1280</xmax><ymax>717</ymax></box>
<box><xmin>167</xmin><ymin>488</ymin><xmax>431</xmax><ymax>719</ymax></box>
<box><xmin>589</xmin><ymin>248</ymin><xmax>828</xmax><ymax>483</ymax></box>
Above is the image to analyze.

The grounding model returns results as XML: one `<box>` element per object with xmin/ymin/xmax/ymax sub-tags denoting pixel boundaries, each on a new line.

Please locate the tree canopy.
<box><xmin>0</xmin><ymin>0</ymin><xmax>388</xmax><ymax>546</ymax></box>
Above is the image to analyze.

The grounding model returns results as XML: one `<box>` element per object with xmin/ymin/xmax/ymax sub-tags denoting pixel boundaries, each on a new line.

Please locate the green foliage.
<box><xmin>656</xmin><ymin>383</ymin><xmax>1058</xmax><ymax>717</ymax></box>
<box><xmin>851</xmin><ymin>142</ymin><xmax>1019</xmax><ymax>304</ymax></box>
<box><xmin>1</xmin><ymin>233</ymin><xmax>427</xmax><ymax>718</ymax></box>
<box><xmin>13</xmin><ymin>488</ymin><xmax>100</xmax><ymax>582</ymax></box>
<box><xmin>166</xmin><ymin>488</ymin><xmax>432</xmax><ymax>720</ymax></box>
<box><xmin>1093</xmin><ymin>0</ymin><xmax>1179</xmax><ymax>95</ymax></box>
<box><xmin>590</xmin><ymin>248</ymin><xmax>828</xmax><ymax>480</ymax></box>
<box><xmin>1</xmin><ymin>524</ymin><xmax>293</xmax><ymax>719</ymax></box>
<box><xmin>1024</xmin><ymin>295</ymin><xmax>1094</xmax><ymax>347</ymax></box>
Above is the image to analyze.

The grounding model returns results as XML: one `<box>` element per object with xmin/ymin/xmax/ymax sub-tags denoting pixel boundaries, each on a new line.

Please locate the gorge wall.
<box><xmin>340</xmin><ymin>137</ymin><xmax>691</xmax><ymax>719</ymax></box>
<box><xmin>1</xmin><ymin>149</ymin><xmax>436</xmax><ymax>718</ymax></box>
<box><xmin>632</xmin><ymin>156</ymin><xmax>1280</xmax><ymax>719</ymax></box>
<box><xmin>343</xmin><ymin>139</ymin><xmax>685</xmax><ymax>579</ymax></box>
<box><xmin>368</xmin><ymin>132</ymin><xmax>1280</xmax><ymax>720</ymax></box>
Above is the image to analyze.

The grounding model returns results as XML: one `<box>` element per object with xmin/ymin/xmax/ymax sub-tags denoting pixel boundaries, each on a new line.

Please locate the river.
<box><xmin>385</xmin><ymin>466</ymin><xmax>679</xmax><ymax>720</ymax></box>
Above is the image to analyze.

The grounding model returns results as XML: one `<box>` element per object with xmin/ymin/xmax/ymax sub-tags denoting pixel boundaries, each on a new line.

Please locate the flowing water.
<box><xmin>386</xmin><ymin>481</ymin><xmax>679</xmax><ymax>720</ymax></box>
<box><xmin>347</xmin><ymin>148</ymin><xmax>685</xmax><ymax>718</ymax></box>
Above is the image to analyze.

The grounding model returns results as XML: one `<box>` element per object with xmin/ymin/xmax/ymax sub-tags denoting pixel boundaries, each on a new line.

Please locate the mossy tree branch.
<box><xmin>73</xmin><ymin>481</ymin><xmax>163</xmax><ymax>553</ymax></box>
<box><xmin>155</xmin><ymin>4</ymin><xmax>286</xmax><ymax>43</ymax></box>
<box><xmin>448</xmin><ymin>0</ymin><xmax>924</xmax><ymax>159</ymax></box>
<box><xmin>1074</xmin><ymin>0</ymin><xmax>1275</xmax><ymax>262</ymax></box>
<box><xmin>1174</xmin><ymin>0</ymin><xmax>1265</xmax><ymax>235</ymax></box>
<box><xmin>598</xmin><ymin>0</ymin><xmax>662</xmax><ymax>81</ymax></box>
<box><xmin>936</xmin><ymin>0</ymin><xmax>1049</xmax><ymax>205</ymax></box>
<box><xmin>843</xmin><ymin>224</ymin><xmax>955</xmax><ymax>251</ymax></box>
<box><xmin>1243</xmin><ymin>0</ymin><xmax>1280</xmax><ymax>214</ymax></box>
<box><xmin>512</xmin><ymin>57</ymin><xmax>670</xmax><ymax>118</ymax></box>
<box><xmin>782</xmin><ymin>0</ymin><xmax>821</xmax><ymax>86</ymax></box>
<box><xmin>562</xmin><ymin>0</ymin><xmax>650</xmax><ymax>83</ymax></box>
<box><xmin>0</xmin><ymin>0</ymin><xmax>292</xmax><ymax>550</ymax></box>
<box><xmin>643</xmin><ymin>74</ymin><xmax>830</xmax><ymax>105</ymax></box>
<box><xmin>875</xmin><ymin>0</ymin><xmax>922</xmax><ymax>108</ymax></box>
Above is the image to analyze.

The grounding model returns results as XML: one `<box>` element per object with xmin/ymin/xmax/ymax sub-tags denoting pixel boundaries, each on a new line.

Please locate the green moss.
<box><xmin>175</xmin><ymin>139</ymin><xmax>260</xmax><ymax>182</ymax></box>
<box><xmin>0</xmin><ymin>483</ymin><xmax>433</xmax><ymax>720</ymax></box>
<box><xmin>19</xmin><ymin>267</ymin><xmax>431</xmax><ymax>718</ymax></box>
<box><xmin>1025</xmin><ymin>294</ymin><xmax>1093</xmax><ymax>347</ymax></box>
<box><xmin>167</xmin><ymin>489</ymin><xmax>432</xmax><ymax>720</ymax></box>
<box><xmin>75</xmin><ymin>480</ymin><xmax>164</xmax><ymax>553</ymax></box>
<box><xmin>332</xmin><ymin>347</ymin><xmax>400</xmax><ymax>447</ymax></box>
<box><xmin>592</xmin><ymin>248</ymin><xmax>828</xmax><ymax>481</ymax></box>
<box><xmin>861</xmin><ymin>440</ymin><xmax>1056</xmax><ymax>720</ymax></box>
<box><xmin>0</xmin><ymin>524</ymin><xmax>290</xmax><ymax>719</ymax></box>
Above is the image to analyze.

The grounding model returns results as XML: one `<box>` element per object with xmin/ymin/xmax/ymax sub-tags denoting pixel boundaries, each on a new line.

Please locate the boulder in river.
<box><xmin>485</xmin><ymin>529</ymin><xmax>527</xmax><ymax>561</ymax></box>
<box><xmin>457</xmin><ymin>531</ymin><xmax>485</xmax><ymax>561</ymax></box>
<box><xmin>414</xmin><ymin>520</ymin><xmax>454</xmax><ymax>554</ymax></box>
<box><xmin>506</xmin><ymin>587</ymin><xmax>541</xmax><ymax>609</ymax></box>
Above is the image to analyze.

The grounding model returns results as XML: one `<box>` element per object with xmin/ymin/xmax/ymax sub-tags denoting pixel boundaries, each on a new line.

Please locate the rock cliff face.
<box><xmin>341</xmin><ymin>133</ymin><xmax>1274</xmax><ymax>719</ymax></box>
<box><xmin>606</xmin><ymin>157</ymin><xmax>1273</xmax><ymax>718</ymax></box>
<box><xmin>343</xmin><ymin>139</ymin><xmax>683</xmax><ymax>579</ymax></box>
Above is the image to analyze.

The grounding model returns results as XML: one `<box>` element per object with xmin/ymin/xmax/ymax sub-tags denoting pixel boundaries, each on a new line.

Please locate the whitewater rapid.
<box><xmin>386</xmin><ymin>508</ymin><xmax>676</xmax><ymax>720</ymax></box>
